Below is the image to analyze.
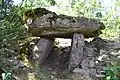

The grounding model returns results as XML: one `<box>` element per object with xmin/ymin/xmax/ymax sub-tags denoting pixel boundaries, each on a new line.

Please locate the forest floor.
<box><xmin>1</xmin><ymin>37</ymin><xmax>120</xmax><ymax>80</ymax></box>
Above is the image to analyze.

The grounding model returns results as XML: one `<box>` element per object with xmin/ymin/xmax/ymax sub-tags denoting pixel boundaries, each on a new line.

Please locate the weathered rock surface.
<box><xmin>21</xmin><ymin>7</ymin><xmax>120</xmax><ymax>80</ymax></box>
<box><xmin>3</xmin><ymin>37</ymin><xmax>120</xmax><ymax>80</ymax></box>
<box><xmin>24</xmin><ymin>8</ymin><xmax>105</xmax><ymax>38</ymax></box>
<box><xmin>68</xmin><ymin>33</ymin><xmax>85</xmax><ymax>71</ymax></box>
<box><xmin>40</xmin><ymin>37</ymin><xmax>120</xmax><ymax>80</ymax></box>
<box><xmin>30</xmin><ymin>38</ymin><xmax>53</xmax><ymax>65</ymax></box>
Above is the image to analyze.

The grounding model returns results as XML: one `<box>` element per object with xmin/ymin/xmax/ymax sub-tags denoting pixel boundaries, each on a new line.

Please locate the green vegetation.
<box><xmin>104</xmin><ymin>66</ymin><xmax>119</xmax><ymax>80</ymax></box>
<box><xmin>0</xmin><ymin>0</ymin><xmax>120</xmax><ymax>80</ymax></box>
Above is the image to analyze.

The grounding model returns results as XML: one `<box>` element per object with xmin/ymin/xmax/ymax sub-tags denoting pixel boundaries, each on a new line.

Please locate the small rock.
<box><xmin>89</xmin><ymin>60</ymin><xmax>95</xmax><ymax>67</ymax></box>
<box><xmin>96</xmin><ymin>74</ymin><xmax>105</xmax><ymax>78</ymax></box>
<box><xmin>73</xmin><ymin>68</ymin><xmax>89</xmax><ymax>76</ymax></box>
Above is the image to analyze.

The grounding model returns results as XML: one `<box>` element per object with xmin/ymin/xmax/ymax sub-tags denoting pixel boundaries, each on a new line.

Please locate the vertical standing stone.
<box><xmin>68</xmin><ymin>33</ymin><xmax>85</xmax><ymax>71</ymax></box>
<box><xmin>31</xmin><ymin>38</ymin><xmax>53</xmax><ymax>65</ymax></box>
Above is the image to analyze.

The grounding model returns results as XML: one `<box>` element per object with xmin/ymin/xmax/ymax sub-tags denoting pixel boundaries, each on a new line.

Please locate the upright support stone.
<box><xmin>68</xmin><ymin>33</ymin><xmax>85</xmax><ymax>71</ymax></box>
<box><xmin>31</xmin><ymin>38</ymin><xmax>53</xmax><ymax>65</ymax></box>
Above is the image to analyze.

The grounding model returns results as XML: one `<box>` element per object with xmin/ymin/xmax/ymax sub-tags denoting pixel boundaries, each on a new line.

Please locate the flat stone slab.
<box><xmin>24</xmin><ymin>8</ymin><xmax>105</xmax><ymax>38</ymax></box>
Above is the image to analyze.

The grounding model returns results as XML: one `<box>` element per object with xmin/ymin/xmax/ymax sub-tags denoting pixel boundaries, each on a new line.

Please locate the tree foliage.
<box><xmin>0</xmin><ymin>0</ymin><xmax>120</xmax><ymax>79</ymax></box>
<box><xmin>0</xmin><ymin>0</ymin><xmax>26</xmax><ymax>59</ymax></box>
